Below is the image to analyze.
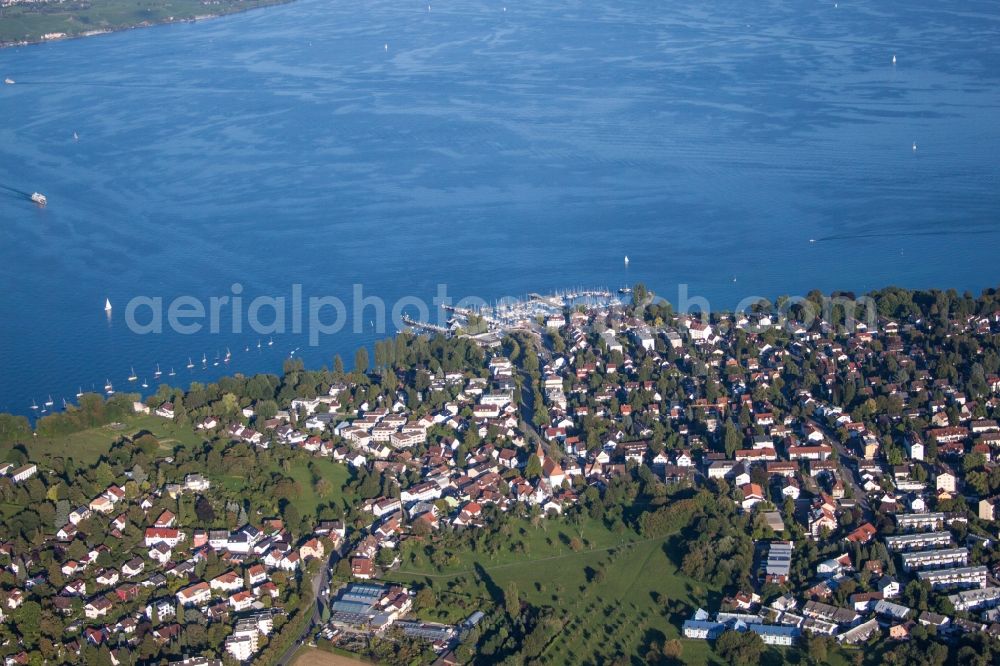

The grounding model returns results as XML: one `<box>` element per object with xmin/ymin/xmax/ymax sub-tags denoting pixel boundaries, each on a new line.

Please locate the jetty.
<box><xmin>401</xmin><ymin>315</ymin><xmax>450</xmax><ymax>335</ymax></box>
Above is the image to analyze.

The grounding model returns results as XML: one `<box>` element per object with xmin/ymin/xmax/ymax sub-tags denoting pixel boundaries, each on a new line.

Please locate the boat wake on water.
<box><xmin>0</xmin><ymin>184</ymin><xmax>34</xmax><ymax>200</ymax></box>
<box><xmin>813</xmin><ymin>227</ymin><xmax>1000</xmax><ymax>243</ymax></box>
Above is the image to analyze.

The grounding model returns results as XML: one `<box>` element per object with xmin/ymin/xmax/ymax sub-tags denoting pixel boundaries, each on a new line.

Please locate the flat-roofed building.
<box><xmin>947</xmin><ymin>587</ymin><xmax>1000</xmax><ymax>613</ymax></box>
<box><xmin>885</xmin><ymin>531</ymin><xmax>952</xmax><ymax>552</ymax></box>
<box><xmin>895</xmin><ymin>512</ymin><xmax>945</xmax><ymax>532</ymax></box>
<box><xmin>917</xmin><ymin>566</ymin><xmax>988</xmax><ymax>591</ymax></box>
<box><xmin>682</xmin><ymin>620</ymin><xmax>726</xmax><ymax>639</ymax></box>
<box><xmin>763</xmin><ymin>541</ymin><xmax>793</xmax><ymax>584</ymax></box>
<box><xmin>750</xmin><ymin>624</ymin><xmax>799</xmax><ymax>646</ymax></box>
<box><xmin>900</xmin><ymin>547</ymin><xmax>968</xmax><ymax>572</ymax></box>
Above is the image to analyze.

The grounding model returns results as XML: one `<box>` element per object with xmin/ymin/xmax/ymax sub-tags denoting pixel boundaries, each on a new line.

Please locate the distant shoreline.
<box><xmin>0</xmin><ymin>0</ymin><xmax>293</xmax><ymax>50</ymax></box>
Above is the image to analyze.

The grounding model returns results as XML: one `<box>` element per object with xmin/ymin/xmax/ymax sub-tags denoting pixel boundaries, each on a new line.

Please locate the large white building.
<box><xmin>917</xmin><ymin>566</ymin><xmax>988</xmax><ymax>591</ymax></box>
<box><xmin>885</xmin><ymin>531</ymin><xmax>951</xmax><ymax>552</ymax></box>
<box><xmin>225</xmin><ymin>620</ymin><xmax>261</xmax><ymax>661</ymax></box>
<box><xmin>948</xmin><ymin>587</ymin><xmax>1000</xmax><ymax>613</ymax></box>
<box><xmin>900</xmin><ymin>547</ymin><xmax>968</xmax><ymax>572</ymax></box>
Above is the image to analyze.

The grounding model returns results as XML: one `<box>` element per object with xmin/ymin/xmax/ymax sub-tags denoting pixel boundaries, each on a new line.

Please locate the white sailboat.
<box><xmin>154</xmin><ymin>363</ymin><xmax>162</xmax><ymax>378</ymax></box>
<box><xmin>268</xmin><ymin>337</ymin><xmax>274</xmax><ymax>347</ymax></box>
<box><xmin>892</xmin><ymin>54</ymin><xmax>896</xmax><ymax>65</ymax></box>
<box><xmin>73</xmin><ymin>131</ymin><xmax>79</xmax><ymax>142</ymax></box>
<box><xmin>912</xmin><ymin>142</ymin><xmax>917</xmax><ymax>151</ymax></box>
<box><xmin>45</xmin><ymin>395</ymin><xmax>54</xmax><ymax>407</ymax></box>
<box><xmin>104</xmin><ymin>379</ymin><xmax>113</xmax><ymax>391</ymax></box>
<box><xmin>624</xmin><ymin>255</ymin><xmax>630</xmax><ymax>266</ymax></box>
<box><xmin>257</xmin><ymin>339</ymin><xmax>262</xmax><ymax>349</ymax></box>
<box><xmin>168</xmin><ymin>367</ymin><xmax>176</xmax><ymax>377</ymax></box>
<box><xmin>105</xmin><ymin>381</ymin><xmax>114</xmax><ymax>395</ymax></box>
<box><xmin>105</xmin><ymin>298</ymin><xmax>112</xmax><ymax>312</ymax></box>
<box><xmin>202</xmin><ymin>353</ymin><xmax>208</xmax><ymax>366</ymax></box>
<box><xmin>224</xmin><ymin>347</ymin><xmax>232</xmax><ymax>363</ymax></box>
<box><xmin>141</xmin><ymin>378</ymin><xmax>149</xmax><ymax>389</ymax></box>
<box><xmin>76</xmin><ymin>386</ymin><xmax>83</xmax><ymax>398</ymax></box>
<box><xmin>187</xmin><ymin>357</ymin><xmax>195</xmax><ymax>369</ymax></box>
<box><xmin>128</xmin><ymin>366</ymin><xmax>138</xmax><ymax>382</ymax></box>
<box><xmin>30</xmin><ymin>399</ymin><xmax>39</xmax><ymax>411</ymax></box>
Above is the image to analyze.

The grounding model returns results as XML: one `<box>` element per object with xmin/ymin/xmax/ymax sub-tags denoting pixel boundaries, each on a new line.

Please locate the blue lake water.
<box><xmin>1</xmin><ymin>0</ymin><xmax>999</xmax><ymax>415</ymax></box>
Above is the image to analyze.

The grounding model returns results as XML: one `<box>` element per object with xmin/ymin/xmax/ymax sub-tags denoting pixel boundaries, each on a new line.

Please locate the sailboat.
<box><xmin>257</xmin><ymin>339</ymin><xmax>262</xmax><ymax>349</ymax></box>
<box><xmin>201</xmin><ymin>353</ymin><xmax>208</xmax><ymax>366</ymax></box>
<box><xmin>105</xmin><ymin>298</ymin><xmax>112</xmax><ymax>312</ymax></box>
<box><xmin>73</xmin><ymin>131</ymin><xmax>79</xmax><ymax>142</ymax></box>
<box><xmin>76</xmin><ymin>386</ymin><xmax>83</xmax><ymax>398</ymax></box>
<box><xmin>141</xmin><ymin>378</ymin><xmax>149</xmax><ymax>389</ymax></box>
<box><xmin>62</xmin><ymin>398</ymin><xmax>68</xmax><ymax>408</ymax></box>
<box><xmin>30</xmin><ymin>399</ymin><xmax>39</xmax><ymax>411</ymax></box>
<box><xmin>154</xmin><ymin>363</ymin><xmax>162</xmax><ymax>379</ymax></box>
<box><xmin>268</xmin><ymin>337</ymin><xmax>274</xmax><ymax>347</ymax></box>
<box><xmin>912</xmin><ymin>142</ymin><xmax>917</xmax><ymax>151</ymax></box>
<box><xmin>186</xmin><ymin>357</ymin><xmax>195</xmax><ymax>369</ymax></box>
<box><xmin>128</xmin><ymin>366</ymin><xmax>138</xmax><ymax>382</ymax></box>
<box><xmin>624</xmin><ymin>255</ymin><xmax>630</xmax><ymax>266</ymax></box>
<box><xmin>45</xmin><ymin>395</ymin><xmax>54</xmax><ymax>407</ymax></box>
<box><xmin>104</xmin><ymin>379</ymin><xmax>113</xmax><ymax>391</ymax></box>
<box><xmin>892</xmin><ymin>54</ymin><xmax>896</xmax><ymax>65</ymax></box>
<box><xmin>168</xmin><ymin>367</ymin><xmax>176</xmax><ymax>377</ymax></box>
<box><xmin>224</xmin><ymin>347</ymin><xmax>232</xmax><ymax>363</ymax></box>
<box><xmin>105</xmin><ymin>381</ymin><xmax>114</xmax><ymax>395</ymax></box>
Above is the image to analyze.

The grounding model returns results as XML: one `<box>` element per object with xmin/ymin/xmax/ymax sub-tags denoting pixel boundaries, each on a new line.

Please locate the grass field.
<box><xmin>284</xmin><ymin>456</ymin><xmax>352</xmax><ymax>516</ymax></box>
<box><xmin>0</xmin><ymin>0</ymin><xmax>290</xmax><ymax>45</ymax></box>
<box><xmin>7</xmin><ymin>413</ymin><xmax>208</xmax><ymax>465</ymax></box>
<box><xmin>292</xmin><ymin>647</ymin><xmax>369</xmax><ymax>666</ymax></box>
<box><xmin>217</xmin><ymin>452</ymin><xmax>352</xmax><ymax>519</ymax></box>
<box><xmin>385</xmin><ymin>517</ymin><xmax>731</xmax><ymax>664</ymax></box>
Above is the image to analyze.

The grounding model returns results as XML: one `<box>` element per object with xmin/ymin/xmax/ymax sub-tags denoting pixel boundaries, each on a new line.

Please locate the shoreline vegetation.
<box><xmin>0</xmin><ymin>0</ymin><xmax>292</xmax><ymax>48</ymax></box>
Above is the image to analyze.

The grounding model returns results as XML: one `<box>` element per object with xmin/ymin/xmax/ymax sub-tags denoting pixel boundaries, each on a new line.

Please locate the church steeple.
<box><xmin>535</xmin><ymin>441</ymin><xmax>546</xmax><ymax>464</ymax></box>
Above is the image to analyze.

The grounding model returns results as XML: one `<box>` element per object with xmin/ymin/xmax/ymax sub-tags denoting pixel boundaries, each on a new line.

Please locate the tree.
<box><xmin>195</xmin><ymin>495</ymin><xmax>215</xmax><ymax>523</ymax></box>
<box><xmin>354</xmin><ymin>347</ymin><xmax>369</xmax><ymax>374</ymax></box>
<box><xmin>662</xmin><ymin>639</ymin><xmax>683</xmax><ymax>661</ymax></box>
<box><xmin>414</xmin><ymin>586</ymin><xmax>435</xmax><ymax>610</ymax></box>
<box><xmin>715</xmin><ymin>630</ymin><xmax>764</xmax><ymax>666</ymax></box>
<box><xmin>723</xmin><ymin>420</ymin><xmax>741</xmax><ymax>458</ymax></box>
<box><xmin>14</xmin><ymin>600</ymin><xmax>42</xmax><ymax>647</ymax></box>
<box><xmin>504</xmin><ymin>581</ymin><xmax>520</xmax><ymax>618</ymax></box>
<box><xmin>283</xmin><ymin>504</ymin><xmax>301</xmax><ymax>534</ymax></box>
<box><xmin>525</xmin><ymin>454</ymin><xmax>542</xmax><ymax>480</ymax></box>
<box><xmin>807</xmin><ymin>635</ymin><xmax>830</xmax><ymax>665</ymax></box>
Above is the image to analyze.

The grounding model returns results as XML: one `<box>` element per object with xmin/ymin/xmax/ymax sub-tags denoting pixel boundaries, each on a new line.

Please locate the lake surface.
<box><xmin>1</xmin><ymin>0</ymin><xmax>999</xmax><ymax>415</ymax></box>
